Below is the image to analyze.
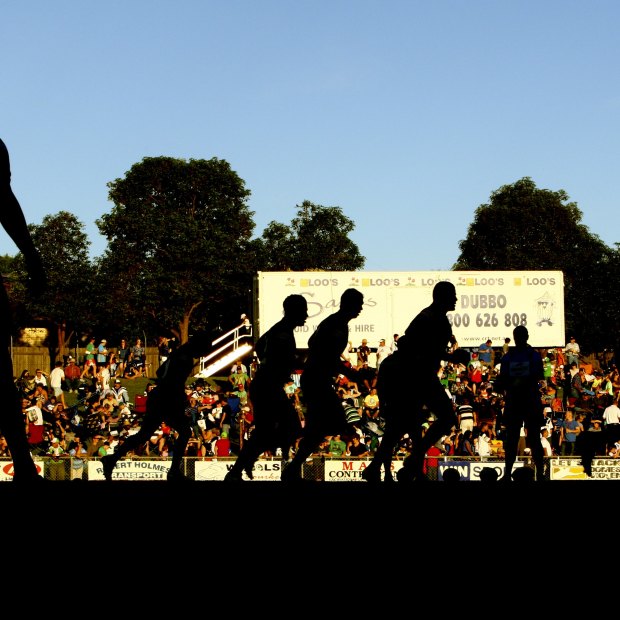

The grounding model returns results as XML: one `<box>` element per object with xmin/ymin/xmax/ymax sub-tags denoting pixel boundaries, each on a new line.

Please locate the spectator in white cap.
<box><xmin>111</xmin><ymin>378</ymin><xmax>129</xmax><ymax>404</ymax></box>
<box><xmin>376</xmin><ymin>338</ymin><xmax>391</xmax><ymax>369</ymax></box>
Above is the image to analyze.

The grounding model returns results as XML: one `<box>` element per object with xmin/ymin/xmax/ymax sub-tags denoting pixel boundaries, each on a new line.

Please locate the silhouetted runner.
<box><xmin>101</xmin><ymin>331</ymin><xmax>214</xmax><ymax>482</ymax></box>
<box><xmin>496</xmin><ymin>324</ymin><xmax>545</xmax><ymax>482</ymax></box>
<box><xmin>224</xmin><ymin>294</ymin><xmax>308</xmax><ymax>482</ymax></box>
<box><xmin>1</xmin><ymin>138</ymin><xmax>48</xmax><ymax>483</ymax></box>
<box><xmin>362</xmin><ymin>281</ymin><xmax>468</xmax><ymax>483</ymax></box>
<box><xmin>282</xmin><ymin>288</ymin><xmax>364</xmax><ymax>482</ymax></box>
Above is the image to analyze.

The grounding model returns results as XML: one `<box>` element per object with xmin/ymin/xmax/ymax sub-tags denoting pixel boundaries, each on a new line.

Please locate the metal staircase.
<box><xmin>194</xmin><ymin>322</ymin><xmax>253</xmax><ymax>379</ymax></box>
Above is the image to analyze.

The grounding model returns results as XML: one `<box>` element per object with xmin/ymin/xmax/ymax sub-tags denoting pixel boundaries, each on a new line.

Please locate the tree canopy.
<box><xmin>8</xmin><ymin>162</ymin><xmax>619</xmax><ymax>356</ymax></box>
<box><xmin>253</xmin><ymin>200</ymin><xmax>365</xmax><ymax>271</ymax></box>
<box><xmin>96</xmin><ymin>156</ymin><xmax>257</xmax><ymax>343</ymax></box>
<box><xmin>22</xmin><ymin>212</ymin><xmax>95</xmax><ymax>357</ymax></box>
<box><xmin>454</xmin><ymin>177</ymin><xmax>620</xmax><ymax>351</ymax></box>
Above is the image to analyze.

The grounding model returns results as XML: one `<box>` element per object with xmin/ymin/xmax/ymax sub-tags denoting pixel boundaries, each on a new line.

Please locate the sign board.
<box><xmin>253</xmin><ymin>271</ymin><xmax>565</xmax><ymax>349</ymax></box>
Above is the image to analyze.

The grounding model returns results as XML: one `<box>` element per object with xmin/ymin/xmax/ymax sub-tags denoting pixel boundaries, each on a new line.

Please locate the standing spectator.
<box><xmin>64</xmin><ymin>356</ymin><xmax>82</xmax><ymax>393</ymax></box>
<box><xmin>232</xmin><ymin>382</ymin><xmax>249</xmax><ymax>409</ymax></box>
<box><xmin>543</xmin><ymin>356</ymin><xmax>554</xmax><ymax>386</ymax></box>
<box><xmin>390</xmin><ymin>333</ymin><xmax>400</xmax><ymax>354</ymax></box>
<box><xmin>81</xmin><ymin>336</ymin><xmax>97</xmax><ymax>378</ymax></box>
<box><xmin>158</xmin><ymin>336</ymin><xmax>173</xmax><ymax>365</ymax></box>
<box><xmin>502</xmin><ymin>337</ymin><xmax>511</xmax><ymax>356</ymax></box>
<box><xmin>356</xmin><ymin>338</ymin><xmax>371</xmax><ymax>366</ymax></box>
<box><xmin>467</xmin><ymin>353</ymin><xmax>483</xmax><ymax>394</ymax></box>
<box><xmin>23</xmin><ymin>397</ymin><xmax>46</xmax><ymax>454</ymax></box>
<box><xmin>560</xmin><ymin>410</ymin><xmax>582</xmax><ymax>456</ymax></box>
<box><xmin>46</xmin><ymin>436</ymin><xmax>67</xmax><ymax>481</ymax></box>
<box><xmin>423</xmin><ymin>442</ymin><xmax>443</xmax><ymax>481</ymax></box>
<box><xmin>457</xmin><ymin>396</ymin><xmax>477</xmax><ymax>434</ymax></box>
<box><xmin>478</xmin><ymin>339</ymin><xmax>494</xmax><ymax>370</ymax></box>
<box><xmin>282</xmin><ymin>288</ymin><xmax>365</xmax><ymax>482</ymax></box>
<box><xmin>129</xmin><ymin>337</ymin><xmax>146</xmax><ymax>376</ymax></box>
<box><xmin>240</xmin><ymin>313</ymin><xmax>252</xmax><ymax>336</ymax></box>
<box><xmin>96</xmin><ymin>338</ymin><xmax>109</xmax><ymax>369</ymax></box>
<box><xmin>495</xmin><ymin>325</ymin><xmax>545</xmax><ymax>482</ymax></box>
<box><xmin>375</xmin><ymin>338</ymin><xmax>391</xmax><ymax>369</ymax></box>
<box><xmin>564</xmin><ymin>336</ymin><xmax>580</xmax><ymax>368</ymax></box>
<box><xmin>96</xmin><ymin>360</ymin><xmax>112</xmax><ymax>394</ymax></box>
<box><xmin>230</xmin><ymin>359</ymin><xmax>248</xmax><ymax>375</ymax></box>
<box><xmin>116</xmin><ymin>339</ymin><xmax>130</xmax><ymax>378</ymax></box>
<box><xmin>541</xmin><ymin>406</ymin><xmax>554</xmax><ymax>440</ymax></box>
<box><xmin>214</xmin><ymin>431</ymin><xmax>231</xmax><ymax>456</ymax></box>
<box><xmin>228</xmin><ymin>365</ymin><xmax>251</xmax><ymax>391</ymax></box>
<box><xmin>68</xmin><ymin>438</ymin><xmax>88</xmax><ymax>480</ymax></box>
<box><xmin>475</xmin><ymin>424</ymin><xmax>492</xmax><ymax>460</ymax></box>
<box><xmin>49</xmin><ymin>360</ymin><xmax>67</xmax><ymax>409</ymax></box>
<box><xmin>603</xmin><ymin>397</ymin><xmax>620</xmax><ymax>452</ymax></box>
<box><xmin>541</xmin><ymin>429</ymin><xmax>553</xmax><ymax>457</ymax></box>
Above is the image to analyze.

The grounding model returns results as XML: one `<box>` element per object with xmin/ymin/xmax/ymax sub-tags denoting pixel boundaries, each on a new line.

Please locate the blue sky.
<box><xmin>2</xmin><ymin>1</ymin><xmax>619</xmax><ymax>271</ymax></box>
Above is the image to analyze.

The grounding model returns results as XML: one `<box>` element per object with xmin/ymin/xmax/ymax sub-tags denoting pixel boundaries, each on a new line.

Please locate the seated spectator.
<box><xmin>347</xmin><ymin>435</ymin><xmax>369</xmax><ymax>457</ymax></box>
<box><xmin>64</xmin><ymin>356</ymin><xmax>82</xmax><ymax>393</ymax></box>
<box><xmin>100</xmin><ymin>390</ymin><xmax>119</xmax><ymax>411</ymax></box>
<box><xmin>357</xmin><ymin>361</ymin><xmax>377</xmax><ymax>393</ymax></box>
<box><xmin>16</xmin><ymin>369</ymin><xmax>35</xmax><ymax>397</ymax></box>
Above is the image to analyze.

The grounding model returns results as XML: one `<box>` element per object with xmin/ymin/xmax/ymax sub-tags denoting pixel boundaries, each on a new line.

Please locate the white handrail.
<box><xmin>197</xmin><ymin>322</ymin><xmax>253</xmax><ymax>375</ymax></box>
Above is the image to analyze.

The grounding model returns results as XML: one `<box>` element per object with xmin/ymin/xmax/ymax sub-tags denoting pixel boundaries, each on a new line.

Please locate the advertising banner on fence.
<box><xmin>88</xmin><ymin>459</ymin><xmax>171</xmax><ymax>481</ymax></box>
<box><xmin>254</xmin><ymin>271</ymin><xmax>565</xmax><ymax>349</ymax></box>
<box><xmin>194</xmin><ymin>459</ymin><xmax>282</xmax><ymax>481</ymax></box>
<box><xmin>0</xmin><ymin>460</ymin><xmax>45</xmax><ymax>482</ymax></box>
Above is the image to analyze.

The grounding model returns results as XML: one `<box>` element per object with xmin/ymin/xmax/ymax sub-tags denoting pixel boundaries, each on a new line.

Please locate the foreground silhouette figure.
<box><xmin>1</xmin><ymin>138</ymin><xmax>47</xmax><ymax>483</ymax></box>
<box><xmin>496</xmin><ymin>325</ymin><xmax>545</xmax><ymax>482</ymax></box>
<box><xmin>224</xmin><ymin>295</ymin><xmax>308</xmax><ymax>482</ymax></box>
<box><xmin>282</xmin><ymin>288</ymin><xmax>364</xmax><ymax>482</ymax></box>
<box><xmin>101</xmin><ymin>331</ymin><xmax>214</xmax><ymax>482</ymax></box>
<box><xmin>362</xmin><ymin>281</ymin><xmax>468</xmax><ymax>483</ymax></box>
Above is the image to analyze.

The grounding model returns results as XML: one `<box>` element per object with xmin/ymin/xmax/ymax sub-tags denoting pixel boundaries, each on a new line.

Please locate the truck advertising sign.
<box><xmin>253</xmin><ymin>271</ymin><xmax>564</xmax><ymax>349</ymax></box>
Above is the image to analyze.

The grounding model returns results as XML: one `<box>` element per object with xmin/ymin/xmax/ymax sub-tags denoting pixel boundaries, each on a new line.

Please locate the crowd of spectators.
<box><xmin>4</xmin><ymin>334</ymin><xmax>620</xmax><ymax>480</ymax></box>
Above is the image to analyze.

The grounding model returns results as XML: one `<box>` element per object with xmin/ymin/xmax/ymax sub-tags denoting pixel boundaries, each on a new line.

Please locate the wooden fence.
<box><xmin>9</xmin><ymin>346</ymin><xmax>160</xmax><ymax>377</ymax></box>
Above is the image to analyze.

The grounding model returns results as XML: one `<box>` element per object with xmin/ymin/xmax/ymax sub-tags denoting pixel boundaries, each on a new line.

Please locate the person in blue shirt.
<box><xmin>496</xmin><ymin>325</ymin><xmax>545</xmax><ymax>482</ymax></box>
<box><xmin>478</xmin><ymin>339</ymin><xmax>493</xmax><ymax>369</ymax></box>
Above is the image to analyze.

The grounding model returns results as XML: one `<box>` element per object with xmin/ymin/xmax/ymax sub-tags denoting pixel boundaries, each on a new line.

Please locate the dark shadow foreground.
<box><xmin>4</xmin><ymin>479</ymin><xmax>607</xmax><ymax>524</ymax></box>
<box><xmin>6</xmin><ymin>480</ymin><xmax>609</xmax><ymax>595</ymax></box>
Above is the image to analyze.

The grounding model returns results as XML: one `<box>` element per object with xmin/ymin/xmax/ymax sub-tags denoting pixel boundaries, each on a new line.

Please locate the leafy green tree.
<box><xmin>253</xmin><ymin>200</ymin><xmax>365</xmax><ymax>271</ymax></box>
<box><xmin>97</xmin><ymin>156</ymin><xmax>256</xmax><ymax>344</ymax></box>
<box><xmin>1</xmin><ymin>253</ymin><xmax>34</xmax><ymax>337</ymax></box>
<box><xmin>454</xmin><ymin>177</ymin><xmax>619</xmax><ymax>351</ymax></box>
<box><xmin>26</xmin><ymin>211</ymin><xmax>96</xmax><ymax>359</ymax></box>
